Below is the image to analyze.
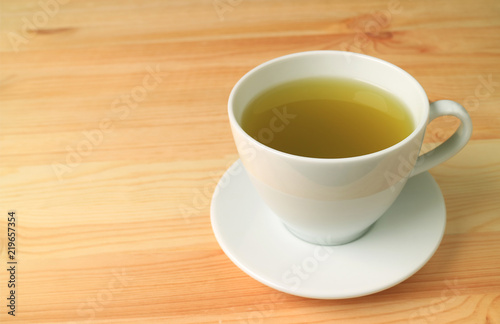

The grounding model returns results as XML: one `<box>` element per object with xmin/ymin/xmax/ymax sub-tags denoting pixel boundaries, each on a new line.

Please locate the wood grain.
<box><xmin>1</xmin><ymin>0</ymin><xmax>500</xmax><ymax>323</ymax></box>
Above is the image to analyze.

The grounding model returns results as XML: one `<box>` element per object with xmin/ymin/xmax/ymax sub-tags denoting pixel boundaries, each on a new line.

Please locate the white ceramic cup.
<box><xmin>228</xmin><ymin>51</ymin><xmax>472</xmax><ymax>245</ymax></box>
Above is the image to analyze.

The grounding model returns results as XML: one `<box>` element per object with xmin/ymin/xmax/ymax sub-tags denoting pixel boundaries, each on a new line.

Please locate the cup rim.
<box><xmin>228</xmin><ymin>50</ymin><xmax>429</xmax><ymax>162</ymax></box>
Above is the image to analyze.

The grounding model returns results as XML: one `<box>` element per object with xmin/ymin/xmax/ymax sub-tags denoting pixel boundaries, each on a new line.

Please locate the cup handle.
<box><xmin>411</xmin><ymin>100</ymin><xmax>473</xmax><ymax>177</ymax></box>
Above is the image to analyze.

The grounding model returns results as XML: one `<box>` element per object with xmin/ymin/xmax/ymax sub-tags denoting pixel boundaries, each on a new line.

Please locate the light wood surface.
<box><xmin>1</xmin><ymin>0</ymin><xmax>500</xmax><ymax>323</ymax></box>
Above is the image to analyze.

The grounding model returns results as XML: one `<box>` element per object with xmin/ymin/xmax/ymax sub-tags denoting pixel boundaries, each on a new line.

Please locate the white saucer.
<box><xmin>210</xmin><ymin>160</ymin><xmax>446</xmax><ymax>299</ymax></box>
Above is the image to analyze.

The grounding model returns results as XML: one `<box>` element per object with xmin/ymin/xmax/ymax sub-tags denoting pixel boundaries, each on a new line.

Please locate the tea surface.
<box><xmin>241</xmin><ymin>77</ymin><xmax>414</xmax><ymax>158</ymax></box>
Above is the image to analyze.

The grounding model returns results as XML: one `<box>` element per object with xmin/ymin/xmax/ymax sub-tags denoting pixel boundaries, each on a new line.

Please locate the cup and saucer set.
<box><xmin>211</xmin><ymin>51</ymin><xmax>472</xmax><ymax>299</ymax></box>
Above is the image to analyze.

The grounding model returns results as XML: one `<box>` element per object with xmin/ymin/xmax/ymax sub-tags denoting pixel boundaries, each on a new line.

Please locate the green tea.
<box><xmin>240</xmin><ymin>77</ymin><xmax>414</xmax><ymax>158</ymax></box>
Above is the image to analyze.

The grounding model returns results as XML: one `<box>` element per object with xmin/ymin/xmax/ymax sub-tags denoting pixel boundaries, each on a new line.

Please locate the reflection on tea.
<box><xmin>241</xmin><ymin>77</ymin><xmax>414</xmax><ymax>158</ymax></box>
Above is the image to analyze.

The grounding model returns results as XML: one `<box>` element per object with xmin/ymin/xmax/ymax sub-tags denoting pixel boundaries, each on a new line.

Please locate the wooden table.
<box><xmin>1</xmin><ymin>0</ymin><xmax>499</xmax><ymax>323</ymax></box>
